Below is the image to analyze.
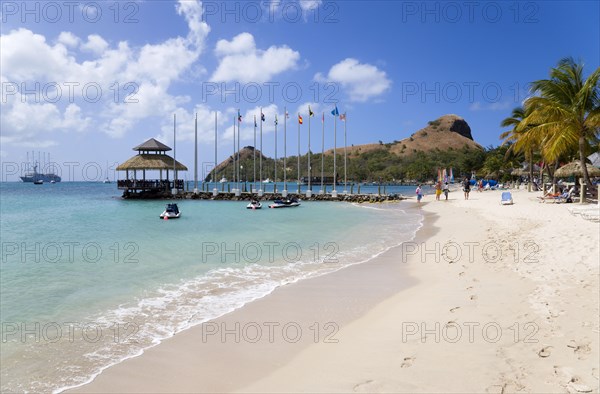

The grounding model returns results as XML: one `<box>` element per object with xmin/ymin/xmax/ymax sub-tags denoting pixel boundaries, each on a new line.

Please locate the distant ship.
<box><xmin>20</xmin><ymin>164</ymin><xmax>61</xmax><ymax>183</ymax></box>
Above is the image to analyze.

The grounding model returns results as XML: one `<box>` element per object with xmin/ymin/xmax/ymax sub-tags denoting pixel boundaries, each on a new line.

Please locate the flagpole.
<box><xmin>194</xmin><ymin>112</ymin><xmax>198</xmax><ymax>194</ymax></box>
<box><xmin>343</xmin><ymin>112</ymin><xmax>347</xmax><ymax>194</ymax></box>
<box><xmin>307</xmin><ymin>108</ymin><xmax>311</xmax><ymax>196</ymax></box>
<box><xmin>274</xmin><ymin>116</ymin><xmax>278</xmax><ymax>194</ymax></box>
<box><xmin>333</xmin><ymin>109</ymin><xmax>337</xmax><ymax>195</ymax></box>
<box><xmin>213</xmin><ymin>111</ymin><xmax>218</xmax><ymax>195</ymax></box>
<box><xmin>172</xmin><ymin>113</ymin><xmax>177</xmax><ymax>195</ymax></box>
<box><xmin>232</xmin><ymin>116</ymin><xmax>236</xmax><ymax>189</ymax></box>
<box><xmin>297</xmin><ymin>113</ymin><xmax>301</xmax><ymax>193</ymax></box>
<box><xmin>259</xmin><ymin>108</ymin><xmax>263</xmax><ymax>196</ymax></box>
<box><xmin>321</xmin><ymin>112</ymin><xmax>324</xmax><ymax>194</ymax></box>
<box><xmin>283</xmin><ymin>106</ymin><xmax>287</xmax><ymax>194</ymax></box>
<box><xmin>237</xmin><ymin>109</ymin><xmax>240</xmax><ymax>193</ymax></box>
<box><xmin>253</xmin><ymin>115</ymin><xmax>257</xmax><ymax>193</ymax></box>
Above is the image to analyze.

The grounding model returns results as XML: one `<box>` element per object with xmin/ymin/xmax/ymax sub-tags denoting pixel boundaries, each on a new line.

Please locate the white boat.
<box><xmin>269</xmin><ymin>198</ymin><xmax>301</xmax><ymax>209</ymax></box>
<box><xmin>103</xmin><ymin>178</ymin><xmax>111</xmax><ymax>184</ymax></box>
<box><xmin>262</xmin><ymin>178</ymin><xmax>272</xmax><ymax>183</ymax></box>
<box><xmin>219</xmin><ymin>177</ymin><xmax>228</xmax><ymax>183</ymax></box>
<box><xmin>160</xmin><ymin>203</ymin><xmax>181</xmax><ymax>219</ymax></box>
<box><xmin>50</xmin><ymin>180</ymin><xmax>56</xmax><ymax>184</ymax></box>
<box><xmin>33</xmin><ymin>179</ymin><xmax>44</xmax><ymax>185</ymax></box>
<box><xmin>246</xmin><ymin>200</ymin><xmax>262</xmax><ymax>210</ymax></box>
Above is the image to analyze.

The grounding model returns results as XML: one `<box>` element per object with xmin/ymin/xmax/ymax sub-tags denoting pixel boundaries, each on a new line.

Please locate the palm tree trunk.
<box><xmin>528</xmin><ymin>148</ymin><xmax>534</xmax><ymax>192</ymax></box>
<box><xmin>579</xmin><ymin>135</ymin><xmax>591</xmax><ymax>186</ymax></box>
<box><xmin>550</xmin><ymin>161</ymin><xmax>558</xmax><ymax>185</ymax></box>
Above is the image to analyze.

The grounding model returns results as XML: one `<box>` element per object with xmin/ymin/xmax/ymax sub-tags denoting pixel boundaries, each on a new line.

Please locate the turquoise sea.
<box><xmin>0</xmin><ymin>182</ymin><xmax>422</xmax><ymax>393</ymax></box>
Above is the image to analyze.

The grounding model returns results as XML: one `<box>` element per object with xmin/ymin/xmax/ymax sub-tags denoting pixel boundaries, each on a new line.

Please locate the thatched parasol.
<box><xmin>555</xmin><ymin>161</ymin><xmax>600</xmax><ymax>178</ymax></box>
<box><xmin>116</xmin><ymin>154</ymin><xmax>188</xmax><ymax>171</ymax></box>
<box><xmin>511</xmin><ymin>168</ymin><xmax>528</xmax><ymax>176</ymax></box>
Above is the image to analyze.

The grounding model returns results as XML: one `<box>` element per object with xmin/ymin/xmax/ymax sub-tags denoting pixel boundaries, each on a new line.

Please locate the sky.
<box><xmin>1</xmin><ymin>0</ymin><xmax>598</xmax><ymax>181</ymax></box>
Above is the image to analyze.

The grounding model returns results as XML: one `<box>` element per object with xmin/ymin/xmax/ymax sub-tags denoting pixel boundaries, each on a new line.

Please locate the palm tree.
<box><xmin>500</xmin><ymin>106</ymin><xmax>538</xmax><ymax>190</ymax></box>
<box><xmin>520</xmin><ymin>57</ymin><xmax>600</xmax><ymax>186</ymax></box>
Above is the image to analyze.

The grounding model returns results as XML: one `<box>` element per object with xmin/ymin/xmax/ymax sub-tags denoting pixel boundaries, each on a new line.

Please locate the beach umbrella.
<box><xmin>555</xmin><ymin>161</ymin><xmax>600</xmax><ymax>178</ymax></box>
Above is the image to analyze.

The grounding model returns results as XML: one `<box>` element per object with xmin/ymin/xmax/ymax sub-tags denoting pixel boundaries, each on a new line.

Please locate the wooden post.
<box><xmin>579</xmin><ymin>178</ymin><xmax>586</xmax><ymax>204</ymax></box>
<box><xmin>357</xmin><ymin>184</ymin><xmax>361</xmax><ymax>194</ymax></box>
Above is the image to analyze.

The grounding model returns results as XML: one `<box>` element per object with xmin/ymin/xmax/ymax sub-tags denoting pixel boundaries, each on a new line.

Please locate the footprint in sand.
<box><xmin>450</xmin><ymin>307</ymin><xmax>461</xmax><ymax>313</ymax></box>
<box><xmin>537</xmin><ymin>346</ymin><xmax>553</xmax><ymax>358</ymax></box>
<box><xmin>567</xmin><ymin>340</ymin><xmax>591</xmax><ymax>359</ymax></box>
<box><xmin>353</xmin><ymin>379</ymin><xmax>375</xmax><ymax>392</ymax></box>
<box><xmin>401</xmin><ymin>357</ymin><xmax>415</xmax><ymax>368</ymax></box>
<box><xmin>458</xmin><ymin>272</ymin><xmax>465</xmax><ymax>277</ymax></box>
<box><xmin>470</xmin><ymin>295</ymin><xmax>478</xmax><ymax>301</ymax></box>
<box><xmin>566</xmin><ymin>377</ymin><xmax>593</xmax><ymax>393</ymax></box>
<box><xmin>466</xmin><ymin>286</ymin><xmax>474</xmax><ymax>291</ymax></box>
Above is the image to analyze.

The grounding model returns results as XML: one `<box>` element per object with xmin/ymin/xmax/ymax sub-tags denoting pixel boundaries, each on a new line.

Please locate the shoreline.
<box><xmin>71</xmin><ymin>189</ymin><xmax>599</xmax><ymax>393</ymax></box>
<box><xmin>68</xmin><ymin>203</ymin><xmax>427</xmax><ymax>393</ymax></box>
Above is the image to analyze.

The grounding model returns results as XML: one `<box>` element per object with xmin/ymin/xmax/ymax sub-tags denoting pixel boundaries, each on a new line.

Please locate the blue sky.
<box><xmin>1</xmin><ymin>0</ymin><xmax>598</xmax><ymax>181</ymax></box>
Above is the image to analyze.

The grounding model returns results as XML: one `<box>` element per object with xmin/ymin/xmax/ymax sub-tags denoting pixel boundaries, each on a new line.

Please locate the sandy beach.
<box><xmin>72</xmin><ymin>188</ymin><xmax>599</xmax><ymax>393</ymax></box>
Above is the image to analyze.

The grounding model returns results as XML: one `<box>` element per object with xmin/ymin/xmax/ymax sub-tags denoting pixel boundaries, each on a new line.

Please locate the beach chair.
<box><xmin>501</xmin><ymin>191</ymin><xmax>513</xmax><ymax>205</ymax></box>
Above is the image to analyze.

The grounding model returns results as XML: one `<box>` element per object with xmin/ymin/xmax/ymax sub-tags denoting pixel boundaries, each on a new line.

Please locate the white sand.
<box><xmin>72</xmin><ymin>189</ymin><xmax>599</xmax><ymax>393</ymax></box>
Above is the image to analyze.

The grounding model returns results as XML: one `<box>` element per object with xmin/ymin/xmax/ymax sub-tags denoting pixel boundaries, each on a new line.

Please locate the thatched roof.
<box><xmin>133</xmin><ymin>138</ymin><xmax>171</xmax><ymax>152</ymax></box>
<box><xmin>116</xmin><ymin>154</ymin><xmax>187</xmax><ymax>171</ymax></box>
<box><xmin>555</xmin><ymin>161</ymin><xmax>600</xmax><ymax>178</ymax></box>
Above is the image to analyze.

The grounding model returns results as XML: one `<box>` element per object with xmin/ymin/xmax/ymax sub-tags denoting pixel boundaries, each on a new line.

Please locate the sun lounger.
<box><xmin>501</xmin><ymin>191</ymin><xmax>513</xmax><ymax>205</ymax></box>
<box><xmin>539</xmin><ymin>191</ymin><xmax>571</xmax><ymax>203</ymax></box>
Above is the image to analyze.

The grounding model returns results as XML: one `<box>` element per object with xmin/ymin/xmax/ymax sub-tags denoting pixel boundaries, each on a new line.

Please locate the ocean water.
<box><xmin>0</xmin><ymin>182</ymin><xmax>422</xmax><ymax>393</ymax></box>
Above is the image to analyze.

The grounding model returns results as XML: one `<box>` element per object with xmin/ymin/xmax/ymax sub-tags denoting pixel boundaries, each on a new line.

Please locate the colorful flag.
<box><xmin>331</xmin><ymin>106</ymin><xmax>339</xmax><ymax>116</ymax></box>
<box><xmin>237</xmin><ymin>110</ymin><xmax>242</xmax><ymax>123</ymax></box>
<box><xmin>261</xmin><ymin>113</ymin><xmax>265</xmax><ymax>122</ymax></box>
<box><xmin>285</xmin><ymin>111</ymin><xmax>289</xmax><ymax>119</ymax></box>
<box><xmin>339</xmin><ymin>113</ymin><xmax>346</xmax><ymax>121</ymax></box>
<box><xmin>298</xmin><ymin>115</ymin><xmax>303</xmax><ymax>124</ymax></box>
<box><xmin>275</xmin><ymin>115</ymin><xmax>278</xmax><ymax>125</ymax></box>
<box><xmin>309</xmin><ymin>106</ymin><xmax>314</xmax><ymax>117</ymax></box>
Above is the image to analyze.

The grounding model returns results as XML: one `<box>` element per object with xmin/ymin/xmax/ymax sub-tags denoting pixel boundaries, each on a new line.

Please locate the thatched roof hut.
<box><xmin>116</xmin><ymin>138</ymin><xmax>187</xmax><ymax>192</ymax></box>
<box><xmin>133</xmin><ymin>138</ymin><xmax>172</xmax><ymax>152</ymax></box>
<box><xmin>555</xmin><ymin>161</ymin><xmax>600</xmax><ymax>178</ymax></box>
<box><xmin>116</xmin><ymin>154</ymin><xmax>187</xmax><ymax>171</ymax></box>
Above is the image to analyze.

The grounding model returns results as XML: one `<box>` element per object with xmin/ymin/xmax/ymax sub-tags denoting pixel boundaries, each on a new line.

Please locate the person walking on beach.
<box><xmin>435</xmin><ymin>181</ymin><xmax>442</xmax><ymax>201</ymax></box>
<box><xmin>463</xmin><ymin>177</ymin><xmax>471</xmax><ymax>200</ymax></box>
<box><xmin>443</xmin><ymin>182</ymin><xmax>449</xmax><ymax>200</ymax></box>
<box><xmin>416</xmin><ymin>184</ymin><xmax>423</xmax><ymax>203</ymax></box>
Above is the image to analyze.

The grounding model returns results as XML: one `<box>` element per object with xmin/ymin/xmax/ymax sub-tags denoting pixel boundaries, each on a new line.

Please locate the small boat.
<box><xmin>246</xmin><ymin>200</ymin><xmax>262</xmax><ymax>210</ymax></box>
<box><xmin>219</xmin><ymin>177</ymin><xmax>228</xmax><ymax>183</ymax></box>
<box><xmin>160</xmin><ymin>203</ymin><xmax>181</xmax><ymax>219</ymax></box>
<box><xmin>269</xmin><ymin>198</ymin><xmax>301</xmax><ymax>209</ymax></box>
<box><xmin>50</xmin><ymin>180</ymin><xmax>56</xmax><ymax>184</ymax></box>
<box><xmin>103</xmin><ymin>178</ymin><xmax>111</xmax><ymax>184</ymax></box>
<box><xmin>33</xmin><ymin>179</ymin><xmax>44</xmax><ymax>185</ymax></box>
<box><xmin>262</xmin><ymin>178</ymin><xmax>272</xmax><ymax>183</ymax></box>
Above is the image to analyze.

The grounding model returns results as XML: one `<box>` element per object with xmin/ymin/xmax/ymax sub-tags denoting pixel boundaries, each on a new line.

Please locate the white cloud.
<box><xmin>211</xmin><ymin>33</ymin><xmax>300</xmax><ymax>83</ymax></box>
<box><xmin>315</xmin><ymin>58</ymin><xmax>391</xmax><ymax>102</ymax></box>
<box><xmin>0</xmin><ymin>0</ymin><xmax>211</xmax><ymax>145</ymax></box>
<box><xmin>57</xmin><ymin>32</ymin><xmax>80</xmax><ymax>48</ymax></box>
<box><xmin>299</xmin><ymin>0</ymin><xmax>322</xmax><ymax>11</ymax></box>
<box><xmin>81</xmin><ymin>34</ymin><xmax>109</xmax><ymax>55</ymax></box>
